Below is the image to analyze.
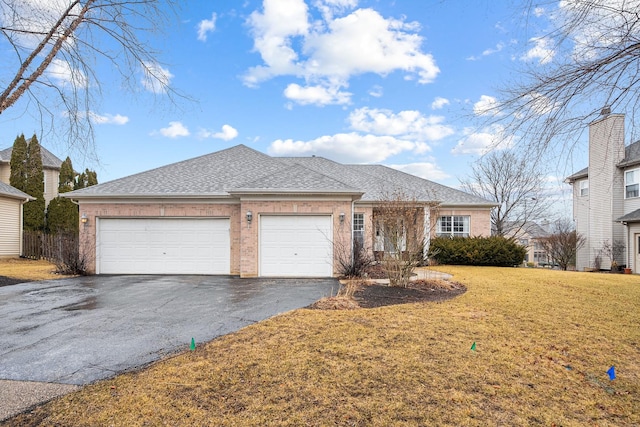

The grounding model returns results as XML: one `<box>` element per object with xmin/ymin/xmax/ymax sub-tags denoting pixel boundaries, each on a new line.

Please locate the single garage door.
<box><xmin>260</xmin><ymin>215</ymin><xmax>332</xmax><ymax>277</ymax></box>
<box><xmin>98</xmin><ymin>218</ymin><xmax>230</xmax><ymax>274</ymax></box>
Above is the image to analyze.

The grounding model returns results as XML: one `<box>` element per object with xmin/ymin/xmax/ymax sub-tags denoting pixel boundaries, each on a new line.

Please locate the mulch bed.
<box><xmin>353</xmin><ymin>280</ymin><xmax>466</xmax><ymax>308</ymax></box>
<box><xmin>310</xmin><ymin>279</ymin><xmax>467</xmax><ymax>310</ymax></box>
<box><xmin>353</xmin><ymin>280</ymin><xmax>467</xmax><ymax>308</ymax></box>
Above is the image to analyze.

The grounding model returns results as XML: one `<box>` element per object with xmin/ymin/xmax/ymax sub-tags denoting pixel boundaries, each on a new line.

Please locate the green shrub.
<box><xmin>428</xmin><ymin>236</ymin><xmax>526</xmax><ymax>267</ymax></box>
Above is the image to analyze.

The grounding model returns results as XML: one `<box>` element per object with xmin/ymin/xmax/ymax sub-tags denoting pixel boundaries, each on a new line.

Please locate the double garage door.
<box><xmin>97</xmin><ymin>215</ymin><xmax>333</xmax><ymax>276</ymax></box>
<box><xmin>98</xmin><ymin>218</ymin><xmax>230</xmax><ymax>274</ymax></box>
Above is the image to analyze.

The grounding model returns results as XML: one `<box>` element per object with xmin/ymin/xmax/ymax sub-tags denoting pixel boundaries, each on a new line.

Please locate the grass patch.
<box><xmin>7</xmin><ymin>267</ymin><xmax>640</xmax><ymax>426</ymax></box>
<box><xmin>0</xmin><ymin>258</ymin><xmax>60</xmax><ymax>282</ymax></box>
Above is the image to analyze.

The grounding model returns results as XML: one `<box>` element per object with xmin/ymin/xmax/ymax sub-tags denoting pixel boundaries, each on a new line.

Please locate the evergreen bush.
<box><xmin>428</xmin><ymin>236</ymin><xmax>526</xmax><ymax>267</ymax></box>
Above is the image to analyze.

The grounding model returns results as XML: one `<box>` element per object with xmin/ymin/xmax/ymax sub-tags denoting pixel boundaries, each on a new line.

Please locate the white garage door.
<box><xmin>260</xmin><ymin>215</ymin><xmax>332</xmax><ymax>277</ymax></box>
<box><xmin>98</xmin><ymin>218</ymin><xmax>230</xmax><ymax>274</ymax></box>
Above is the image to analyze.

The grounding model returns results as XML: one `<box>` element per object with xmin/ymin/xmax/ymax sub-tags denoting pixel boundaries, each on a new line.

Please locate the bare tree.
<box><xmin>0</xmin><ymin>0</ymin><xmax>180</xmax><ymax>152</ymax></box>
<box><xmin>599</xmin><ymin>239</ymin><xmax>625</xmax><ymax>271</ymax></box>
<box><xmin>539</xmin><ymin>218</ymin><xmax>586</xmax><ymax>271</ymax></box>
<box><xmin>333</xmin><ymin>216</ymin><xmax>375</xmax><ymax>279</ymax></box>
<box><xmin>460</xmin><ymin>150</ymin><xmax>550</xmax><ymax>238</ymax></box>
<box><xmin>374</xmin><ymin>190</ymin><xmax>437</xmax><ymax>288</ymax></box>
<box><xmin>480</xmin><ymin>1</ymin><xmax>640</xmax><ymax>160</ymax></box>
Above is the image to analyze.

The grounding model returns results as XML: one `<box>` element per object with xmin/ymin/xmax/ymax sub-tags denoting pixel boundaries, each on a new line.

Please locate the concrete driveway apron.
<box><xmin>0</xmin><ymin>275</ymin><xmax>339</xmax><ymax>385</ymax></box>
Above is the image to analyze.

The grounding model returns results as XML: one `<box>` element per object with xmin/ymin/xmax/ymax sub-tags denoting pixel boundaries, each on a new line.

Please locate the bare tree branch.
<box><xmin>460</xmin><ymin>150</ymin><xmax>551</xmax><ymax>237</ymax></box>
<box><xmin>0</xmin><ymin>0</ymin><xmax>183</xmax><ymax>152</ymax></box>
<box><xmin>487</xmin><ymin>1</ymin><xmax>640</xmax><ymax>159</ymax></box>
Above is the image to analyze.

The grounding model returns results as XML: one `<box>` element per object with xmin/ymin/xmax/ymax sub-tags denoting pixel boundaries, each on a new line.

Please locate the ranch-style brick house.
<box><xmin>64</xmin><ymin>145</ymin><xmax>494</xmax><ymax>277</ymax></box>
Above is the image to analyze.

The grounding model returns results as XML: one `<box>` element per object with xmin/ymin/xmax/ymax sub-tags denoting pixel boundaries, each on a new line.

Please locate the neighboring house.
<box><xmin>513</xmin><ymin>222</ymin><xmax>550</xmax><ymax>267</ymax></box>
<box><xmin>64</xmin><ymin>144</ymin><xmax>494</xmax><ymax>277</ymax></box>
<box><xmin>566</xmin><ymin>112</ymin><xmax>640</xmax><ymax>272</ymax></box>
<box><xmin>0</xmin><ymin>181</ymin><xmax>34</xmax><ymax>257</ymax></box>
<box><xmin>0</xmin><ymin>144</ymin><xmax>64</xmax><ymax>206</ymax></box>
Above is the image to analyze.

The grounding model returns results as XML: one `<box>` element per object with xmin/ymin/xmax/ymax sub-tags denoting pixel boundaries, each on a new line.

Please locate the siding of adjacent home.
<box><xmin>587</xmin><ymin>114</ymin><xmax>626</xmax><ymax>269</ymax></box>
<box><xmin>43</xmin><ymin>168</ymin><xmax>59</xmax><ymax>205</ymax></box>
<box><xmin>573</xmin><ymin>178</ymin><xmax>590</xmax><ymax>270</ymax></box>
<box><xmin>0</xmin><ymin>197</ymin><xmax>22</xmax><ymax>257</ymax></box>
<box><xmin>0</xmin><ymin>164</ymin><xmax>9</xmax><ymax>185</ymax></box>
<box><xmin>623</xmin><ymin>171</ymin><xmax>640</xmax><ymax>215</ymax></box>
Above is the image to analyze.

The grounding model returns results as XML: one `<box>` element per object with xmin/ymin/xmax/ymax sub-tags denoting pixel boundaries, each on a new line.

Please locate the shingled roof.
<box><xmin>0</xmin><ymin>181</ymin><xmax>34</xmax><ymax>201</ymax></box>
<box><xmin>0</xmin><ymin>144</ymin><xmax>63</xmax><ymax>169</ymax></box>
<box><xmin>65</xmin><ymin>144</ymin><xmax>494</xmax><ymax>206</ymax></box>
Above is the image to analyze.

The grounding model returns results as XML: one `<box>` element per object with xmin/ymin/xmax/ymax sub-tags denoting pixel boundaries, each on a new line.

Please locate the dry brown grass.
<box><xmin>0</xmin><ymin>257</ymin><xmax>60</xmax><ymax>281</ymax></box>
<box><xmin>6</xmin><ymin>267</ymin><xmax>640</xmax><ymax>426</ymax></box>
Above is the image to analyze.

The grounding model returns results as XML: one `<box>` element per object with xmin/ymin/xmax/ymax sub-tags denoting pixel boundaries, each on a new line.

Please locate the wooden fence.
<box><xmin>22</xmin><ymin>231</ymin><xmax>79</xmax><ymax>263</ymax></box>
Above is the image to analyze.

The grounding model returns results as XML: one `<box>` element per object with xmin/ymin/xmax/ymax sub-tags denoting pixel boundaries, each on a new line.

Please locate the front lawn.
<box><xmin>6</xmin><ymin>267</ymin><xmax>639</xmax><ymax>426</ymax></box>
<box><xmin>0</xmin><ymin>258</ymin><xmax>60</xmax><ymax>285</ymax></box>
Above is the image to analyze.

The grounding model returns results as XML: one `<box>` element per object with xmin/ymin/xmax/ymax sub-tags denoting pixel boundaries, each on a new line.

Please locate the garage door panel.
<box><xmin>98</xmin><ymin>218</ymin><xmax>230</xmax><ymax>274</ymax></box>
<box><xmin>260</xmin><ymin>215</ymin><xmax>332</xmax><ymax>277</ymax></box>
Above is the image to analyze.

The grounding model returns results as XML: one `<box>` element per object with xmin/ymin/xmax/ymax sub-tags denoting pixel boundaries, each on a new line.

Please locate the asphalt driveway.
<box><xmin>0</xmin><ymin>275</ymin><xmax>339</xmax><ymax>385</ymax></box>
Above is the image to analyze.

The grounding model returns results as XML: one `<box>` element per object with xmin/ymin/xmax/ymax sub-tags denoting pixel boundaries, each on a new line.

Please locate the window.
<box><xmin>519</xmin><ymin>238</ymin><xmax>529</xmax><ymax>247</ymax></box>
<box><xmin>579</xmin><ymin>180</ymin><xmax>589</xmax><ymax>197</ymax></box>
<box><xmin>437</xmin><ymin>216</ymin><xmax>470</xmax><ymax>238</ymax></box>
<box><xmin>353</xmin><ymin>213</ymin><xmax>364</xmax><ymax>249</ymax></box>
<box><xmin>626</xmin><ymin>169</ymin><xmax>639</xmax><ymax>198</ymax></box>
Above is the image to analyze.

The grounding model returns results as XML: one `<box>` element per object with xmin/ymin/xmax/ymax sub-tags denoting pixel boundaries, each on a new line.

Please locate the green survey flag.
<box><xmin>190</xmin><ymin>337</ymin><xmax>196</xmax><ymax>351</ymax></box>
<box><xmin>471</xmin><ymin>342</ymin><xmax>476</xmax><ymax>351</ymax></box>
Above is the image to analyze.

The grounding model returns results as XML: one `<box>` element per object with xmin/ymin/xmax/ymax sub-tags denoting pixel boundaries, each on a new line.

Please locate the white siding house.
<box><xmin>567</xmin><ymin>112</ymin><xmax>640</xmax><ymax>272</ymax></box>
<box><xmin>0</xmin><ymin>182</ymin><xmax>33</xmax><ymax>257</ymax></box>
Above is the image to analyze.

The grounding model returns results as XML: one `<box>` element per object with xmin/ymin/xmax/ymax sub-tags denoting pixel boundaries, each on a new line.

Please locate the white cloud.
<box><xmin>269</xmin><ymin>133</ymin><xmax>415</xmax><ymax>163</ymax></box>
<box><xmin>313</xmin><ymin>0</ymin><xmax>357</xmax><ymax>20</ymax></box>
<box><xmin>451</xmin><ymin>125</ymin><xmax>514</xmax><ymax>156</ymax></box>
<box><xmin>467</xmin><ymin>42</ymin><xmax>506</xmax><ymax>61</ymax></box>
<box><xmin>141</xmin><ymin>61</ymin><xmax>173</xmax><ymax>94</ymax></box>
<box><xmin>388</xmin><ymin>162</ymin><xmax>450</xmax><ymax>181</ymax></box>
<box><xmin>244</xmin><ymin>2</ymin><xmax>439</xmax><ymax>105</ymax></box>
<box><xmin>46</xmin><ymin>58</ymin><xmax>87</xmax><ymax>87</ymax></box>
<box><xmin>198</xmin><ymin>124</ymin><xmax>239</xmax><ymax>141</ymax></box>
<box><xmin>473</xmin><ymin>95</ymin><xmax>501</xmax><ymax>116</ymax></box>
<box><xmin>368</xmin><ymin>85</ymin><xmax>383</xmax><ymax>97</ymax></box>
<box><xmin>431</xmin><ymin>97</ymin><xmax>449</xmax><ymax>110</ymax></box>
<box><xmin>303</xmin><ymin>9</ymin><xmax>438</xmax><ymax>83</ymax></box>
<box><xmin>520</xmin><ymin>36</ymin><xmax>555</xmax><ymax>65</ymax></box>
<box><xmin>90</xmin><ymin>112</ymin><xmax>129</xmax><ymax>125</ymax></box>
<box><xmin>244</xmin><ymin>0</ymin><xmax>309</xmax><ymax>87</ymax></box>
<box><xmin>348</xmin><ymin>107</ymin><xmax>453</xmax><ymax>142</ymax></box>
<box><xmin>284</xmin><ymin>83</ymin><xmax>351</xmax><ymax>105</ymax></box>
<box><xmin>197</xmin><ymin>13</ymin><xmax>217</xmax><ymax>41</ymax></box>
<box><xmin>158</xmin><ymin>121</ymin><xmax>190</xmax><ymax>138</ymax></box>
<box><xmin>534</xmin><ymin>7</ymin><xmax>545</xmax><ymax>17</ymax></box>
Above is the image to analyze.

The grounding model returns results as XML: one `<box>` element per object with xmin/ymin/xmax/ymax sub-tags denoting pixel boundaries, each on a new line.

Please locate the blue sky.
<box><xmin>0</xmin><ymin>0</ymin><xmax>582</xmax><ymax>216</ymax></box>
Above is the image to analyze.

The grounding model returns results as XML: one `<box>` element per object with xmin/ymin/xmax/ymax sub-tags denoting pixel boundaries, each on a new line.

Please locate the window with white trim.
<box><xmin>579</xmin><ymin>180</ymin><xmax>589</xmax><ymax>197</ymax></box>
<box><xmin>436</xmin><ymin>215</ymin><xmax>470</xmax><ymax>238</ymax></box>
<box><xmin>353</xmin><ymin>213</ymin><xmax>364</xmax><ymax>249</ymax></box>
<box><xmin>625</xmin><ymin>169</ymin><xmax>639</xmax><ymax>198</ymax></box>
